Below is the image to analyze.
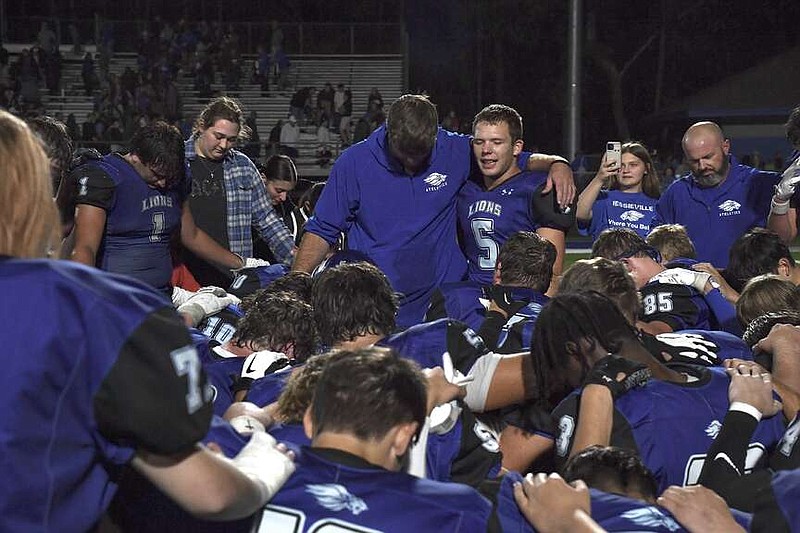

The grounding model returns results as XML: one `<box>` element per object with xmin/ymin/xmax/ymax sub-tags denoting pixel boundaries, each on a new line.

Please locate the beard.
<box><xmin>693</xmin><ymin>156</ymin><xmax>730</xmax><ymax>188</ymax></box>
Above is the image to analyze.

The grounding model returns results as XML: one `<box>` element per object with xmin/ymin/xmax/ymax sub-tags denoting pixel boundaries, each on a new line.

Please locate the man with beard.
<box><xmin>651</xmin><ymin>122</ymin><xmax>780</xmax><ymax>268</ymax></box>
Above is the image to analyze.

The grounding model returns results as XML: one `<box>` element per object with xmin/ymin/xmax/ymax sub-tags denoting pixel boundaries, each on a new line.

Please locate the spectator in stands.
<box><xmin>652</xmin><ymin>122</ymin><xmax>780</xmax><ymax>267</ymax></box>
<box><xmin>368</xmin><ymin>87</ymin><xmax>383</xmax><ymax>109</ymax></box>
<box><xmin>333</xmin><ymin>83</ymin><xmax>351</xmax><ymax>133</ymax></box>
<box><xmin>269</xmin><ymin>43</ymin><xmax>290</xmax><ymax>93</ymax></box>
<box><xmin>256</xmin><ymin>44</ymin><xmax>270</xmax><ymax>95</ymax></box>
<box><xmin>441</xmin><ymin>110</ymin><xmax>461</xmax><ymax>132</ymax></box>
<box><xmin>316</xmin><ymin>82</ymin><xmax>334</xmax><ymax>124</ymax></box>
<box><xmin>37</xmin><ymin>21</ymin><xmax>58</xmax><ymax>56</ymax></box>
<box><xmin>316</xmin><ymin>118</ymin><xmax>332</xmax><ymax>167</ymax></box>
<box><xmin>184</xmin><ymin>97</ymin><xmax>295</xmax><ymax>287</ymax></box>
<box><xmin>576</xmin><ymin>141</ymin><xmax>660</xmax><ymax>242</ymax></box>
<box><xmin>289</xmin><ymin>86</ymin><xmax>312</xmax><ymax>126</ymax></box>
<box><xmin>279</xmin><ymin>115</ymin><xmax>300</xmax><ymax>159</ymax></box>
<box><xmin>81</xmin><ymin>52</ymin><xmax>98</xmax><ymax>96</ymax></box>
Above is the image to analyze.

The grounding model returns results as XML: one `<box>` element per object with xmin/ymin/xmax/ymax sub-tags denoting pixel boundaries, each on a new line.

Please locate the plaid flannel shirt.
<box><xmin>185</xmin><ymin>136</ymin><xmax>294</xmax><ymax>262</ymax></box>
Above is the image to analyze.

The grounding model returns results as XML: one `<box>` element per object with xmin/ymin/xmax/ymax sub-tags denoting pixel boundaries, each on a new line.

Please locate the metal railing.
<box><xmin>3</xmin><ymin>17</ymin><xmax>404</xmax><ymax>56</ymax></box>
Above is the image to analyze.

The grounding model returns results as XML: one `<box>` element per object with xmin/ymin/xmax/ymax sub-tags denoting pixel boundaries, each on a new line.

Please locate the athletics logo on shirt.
<box><xmin>423</xmin><ymin>172</ymin><xmax>448</xmax><ymax>192</ymax></box>
<box><xmin>620</xmin><ymin>508</ymin><xmax>681</xmax><ymax>531</ymax></box>
<box><xmin>78</xmin><ymin>175</ymin><xmax>89</xmax><ymax>197</ymax></box>
<box><xmin>705</xmin><ymin>420</ymin><xmax>722</xmax><ymax>439</ymax></box>
<box><xmin>500</xmin><ymin>188</ymin><xmax>514</xmax><ymax>196</ymax></box>
<box><xmin>620</xmin><ymin>210</ymin><xmax>644</xmax><ymax>222</ymax></box>
<box><xmin>718</xmin><ymin>200</ymin><xmax>742</xmax><ymax>217</ymax></box>
<box><xmin>306</xmin><ymin>484</ymin><xmax>368</xmax><ymax>515</ymax></box>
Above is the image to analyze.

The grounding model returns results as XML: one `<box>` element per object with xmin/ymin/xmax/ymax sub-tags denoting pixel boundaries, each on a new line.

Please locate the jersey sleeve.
<box><xmin>74</xmin><ymin>164</ymin><xmax>116</xmax><ymax>210</ymax></box>
<box><xmin>530</xmin><ymin>182</ymin><xmax>574</xmax><ymax>232</ymax></box>
<box><xmin>639</xmin><ymin>283</ymin><xmax>703</xmax><ymax>331</ymax></box>
<box><xmin>94</xmin><ymin>307</ymin><xmax>214</xmax><ymax>455</ymax></box>
<box><xmin>303</xmin><ymin>152</ymin><xmax>360</xmax><ymax>245</ymax></box>
<box><xmin>446</xmin><ymin>320</ymin><xmax>489</xmax><ymax>374</ymax></box>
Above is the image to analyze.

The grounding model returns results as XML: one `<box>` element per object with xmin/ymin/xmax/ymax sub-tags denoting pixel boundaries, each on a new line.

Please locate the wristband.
<box><xmin>729</xmin><ymin>401</ymin><xmax>763</xmax><ymax>422</ymax></box>
<box><xmin>551</xmin><ymin>156</ymin><xmax>570</xmax><ymax>167</ymax></box>
<box><xmin>771</xmin><ymin>196</ymin><xmax>791</xmax><ymax>216</ymax></box>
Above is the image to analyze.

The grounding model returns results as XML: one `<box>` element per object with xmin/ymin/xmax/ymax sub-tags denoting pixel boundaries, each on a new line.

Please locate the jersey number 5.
<box><xmin>471</xmin><ymin>218</ymin><xmax>499</xmax><ymax>270</ymax></box>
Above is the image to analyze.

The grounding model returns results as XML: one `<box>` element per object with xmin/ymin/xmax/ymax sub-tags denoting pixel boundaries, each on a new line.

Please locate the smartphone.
<box><xmin>605</xmin><ymin>141</ymin><xmax>621</xmax><ymax>173</ymax></box>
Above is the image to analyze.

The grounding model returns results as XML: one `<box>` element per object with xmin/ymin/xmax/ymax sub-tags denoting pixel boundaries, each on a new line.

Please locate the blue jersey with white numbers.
<box><xmin>552</xmin><ymin>366</ymin><xmax>786</xmax><ymax>494</ymax></box>
<box><xmin>257</xmin><ymin>447</ymin><xmax>492</xmax><ymax>533</ymax></box>
<box><xmin>652</xmin><ymin>156</ymin><xmax>780</xmax><ymax>267</ymax></box>
<box><xmin>578</xmin><ymin>189</ymin><xmax>658</xmax><ymax>241</ymax></box>
<box><xmin>75</xmin><ymin>153</ymin><xmax>188</xmax><ymax>291</ymax></box>
<box><xmin>457</xmin><ymin>171</ymin><xmax>549</xmax><ymax>284</ymax></box>
<box><xmin>639</xmin><ymin>280</ymin><xmax>712</xmax><ymax>331</ymax></box>
<box><xmin>0</xmin><ymin>259</ymin><xmax>210</xmax><ymax>532</ymax></box>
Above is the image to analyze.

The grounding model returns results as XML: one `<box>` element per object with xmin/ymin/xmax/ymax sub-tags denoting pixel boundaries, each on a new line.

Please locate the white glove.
<box><xmin>177</xmin><ymin>289</ymin><xmax>237</xmax><ymax>326</ymax></box>
<box><xmin>241</xmin><ymin>350</ymin><xmax>290</xmax><ymax>380</ymax></box>
<box><xmin>651</xmin><ymin>267</ymin><xmax>711</xmax><ymax>293</ymax></box>
<box><xmin>775</xmin><ymin>158</ymin><xmax>800</xmax><ymax>201</ymax></box>
<box><xmin>171</xmin><ymin>286</ymin><xmax>195</xmax><ymax>307</ymax></box>
<box><xmin>229</xmin><ymin>431</ymin><xmax>295</xmax><ymax>504</ymax></box>
<box><xmin>233</xmin><ymin>254</ymin><xmax>271</xmax><ymax>272</ymax></box>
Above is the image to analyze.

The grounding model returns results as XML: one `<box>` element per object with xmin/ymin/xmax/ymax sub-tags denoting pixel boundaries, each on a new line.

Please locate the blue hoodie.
<box><xmin>304</xmin><ymin>125</ymin><xmax>473</xmax><ymax>327</ymax></box>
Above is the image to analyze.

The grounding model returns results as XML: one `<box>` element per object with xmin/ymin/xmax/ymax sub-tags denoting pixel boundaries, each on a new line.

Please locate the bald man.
<box><xmin>651</xmin><ymin>122</ymin><xmax>780</xmax><ymax>267</ymax></box>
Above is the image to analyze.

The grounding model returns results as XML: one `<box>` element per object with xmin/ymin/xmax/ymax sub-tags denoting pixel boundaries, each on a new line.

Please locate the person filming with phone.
<box><xmin>576</xmin><ymin>141</ymin><xmax>661</xmax><ymax>242</ymax></box>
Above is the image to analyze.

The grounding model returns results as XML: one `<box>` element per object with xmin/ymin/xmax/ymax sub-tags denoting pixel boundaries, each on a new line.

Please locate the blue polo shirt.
<box><xmin>652</xmin><ymin>156</ymin><xmax>779</xmax><ymax>267</ymax></box>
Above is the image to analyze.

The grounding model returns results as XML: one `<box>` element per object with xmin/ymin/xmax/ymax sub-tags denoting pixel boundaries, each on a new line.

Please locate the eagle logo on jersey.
<box><xmin>306</xmin><ymin>484</ymin><xmax>368</xmax><ymax>515</ymax></box>
<box><xmin>620</xmin><ymin>508</ymin><xmax>681</xmax><ymax>531</ymax></box>
<box><xmin>718</xmin><ymin>200</ymin><xmax>742</xmax><ymax>212</ymax></box>
<box><xmin>423</xmin><ymin>172</ymin><xmax>448</xmax><ymax>192</ymax></box>
<box><xmin>705</xmin><ymin>420</ymin><xmax>722</xmax><ymax>439</ymax></box>
<box><xmin>620</xmin><ymin>210</ymin><xmax>645</xmax><ymax>222</ymax></box>
<box><xmin>78</xmin><ymin>175</ymin><xmax>89</xmax><ymax>197</ymax></box>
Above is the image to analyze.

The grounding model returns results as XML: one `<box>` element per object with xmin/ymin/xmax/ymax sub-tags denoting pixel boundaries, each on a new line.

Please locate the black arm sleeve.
<box><xmin>94</xmin><ymin>308</ymin><xmax>214</xmax><ymax>455</ymax></box>
<box><xmin>698</xmin><ymin>410</ymin><xmax>773</xmax><ymax>512</ymax></box>
<box><xmin>530</xmin><ymin>183</ymin><xmax>575</xmax><ymax>232</ymax></box>
<box><xmin>425</xmin><ymin>288</ymin><xmax>448</xmax><ymax>323</ymax></box>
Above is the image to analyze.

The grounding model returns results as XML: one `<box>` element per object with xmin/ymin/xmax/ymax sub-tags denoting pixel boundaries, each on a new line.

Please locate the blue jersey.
<box><xmin>578</xmin><ymin>189</ymin><xmax>658</xmax><ymax>241</ymax></box>
<box><xmin>377</xmin><ymin>318</ymin><xmax>487</xmax><ymax>373</ymax></box>
<box><xmin>652</xmin><ymin>156</ymin><xmax>780</xmax><ymax>267</ymax></box>
<box><xmin>752</xmin><ymin>469</ymin><xmax>800</xmax><ymax>532</ymax></box>
<box><xmin>257</xmin><ymin>447</ymin><xmax>492</xmax><ymax>532</ymax></box>
<box><xmin>457</xmin><ymin>170</ymin><xmax>550</xmax><ymax>284</ymax></box>
<box><xmin>305</xmin><ymin>126</ymin><xmax>474</xmax><ymax>328</ymax></box>
<box><xmin>426</xmin><ymin>280</ymin><xmax>489</xmax><ymax>331</ymax></box>
<box><xmin>192</xmin><ymin>333</ymin><xmax>246</xmax><ymax>417</ymax></box>
<box><xmin>75</xmin><ymin>153</ymin><xmax>188</xmax><ymax>291</ymax></box>
<box><xmin>246</xmin><ymin>365</ymin><xmax>295</xmax><ymax>407</ymax></box>
<box><xmin>197</xmin><ymin>304</ymin><xmax>243</xmax><ymax>344</ymax></box>
<box><xmin>552</xmin><ymin>366</ymin><xmax>786</xmax><ymax>494</ymax></box>
<box><xmin>111</xmin><ymin>416</ymin><xmax>253</xmax><ymax>533</ymax></box>
<box><xmin>0</xmin><ymin>259</ymin><xmax>210</xmax><ymax>532</ymax></box>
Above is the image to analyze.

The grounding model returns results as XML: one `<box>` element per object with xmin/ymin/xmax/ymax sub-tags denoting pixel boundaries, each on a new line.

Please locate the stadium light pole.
<box><xmin>566</xmin><ymin>0</ymin><xmax>582</xmax><ymax>162</ymax></box>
